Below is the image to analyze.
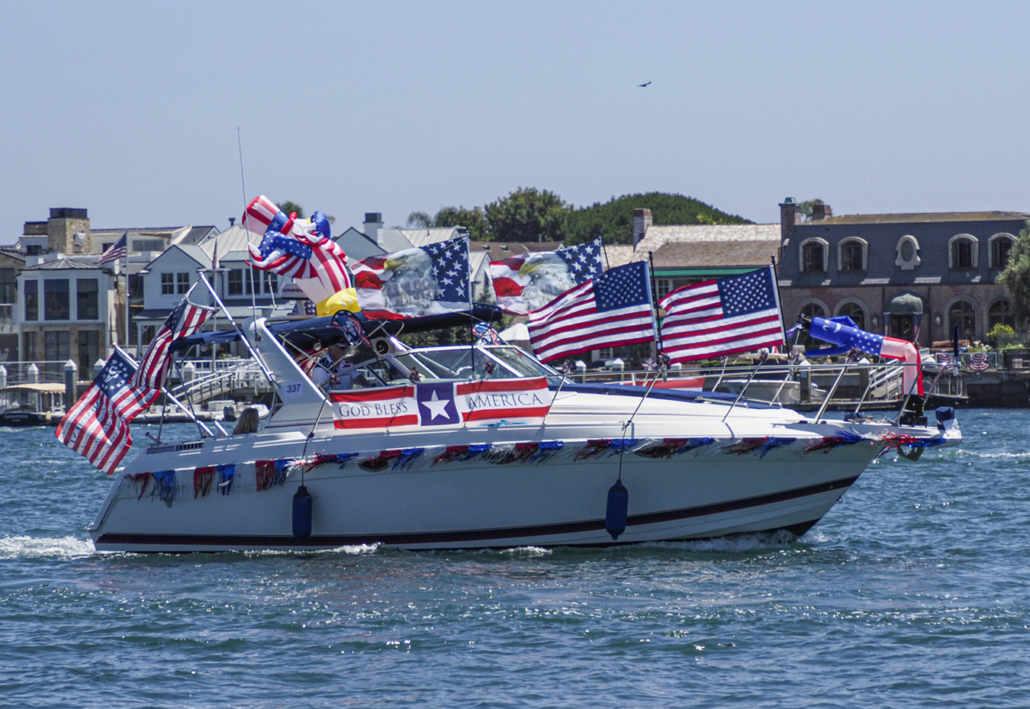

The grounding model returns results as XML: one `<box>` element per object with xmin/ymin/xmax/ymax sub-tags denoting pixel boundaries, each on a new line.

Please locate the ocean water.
<box><xmin>1</xmin><ymin>409</ymin><xmax>1028</xmax><ymax>708</ymax></box>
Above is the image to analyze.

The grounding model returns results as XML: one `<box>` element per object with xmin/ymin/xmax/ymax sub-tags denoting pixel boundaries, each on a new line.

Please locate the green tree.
<box><xmin>432</xmin><ymin>206</ymin><xmax>489</xmax><ymax>242</ymax></box>
<box><xmin>277</xmin><ymin>201</ymin><xmax>305</xmax><ymax>219</ymax></box>
<box><xmin>798</xmin><ymin>198</ymin><xmax>825</xmax><ymax>221</ymax></box>
<box><xmin>484</xmin><ymin>188</ymin><xmax>571</xmax><ymax>243</ymax></box>
<box><xmin>997</xmin><ymin>220</ymin><xmax>1030</xmax><ymax>325</ymax></box>
<box><xmin>566</xmin><ymin>192</ymin><xmax>750</xmax><ymax>245</ymax></box>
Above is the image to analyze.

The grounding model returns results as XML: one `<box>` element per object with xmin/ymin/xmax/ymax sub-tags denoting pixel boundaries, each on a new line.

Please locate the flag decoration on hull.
<box><xmin>330</xmin><ymin>377</ymin><xmax>551</xmax><ymax>429</ymax></box>
<box><xmin>490</xmin><ymin>238</ymin><xmax>604</xmax><ymax>315</ymax></box>
<box><xmin>98</xmin><ymin>232</ymin><xmax>127</xmax><ymax>266</ymax></box>
<box><xmin>56</xmin><ymin>350</ymin><xmax>158</xmax><ymax>474</ymax></box>
<box><xmin>660</xmin><ymin>266</ymin><xmax>785</xmax><ymax>363</ymax></box>
<box><xmin>527</xmin><ymin>261</ymin><xmax>655</xmax><ymax>363</ymax></box>
<box><xmin>132</xmin><ymin>284</ymin><xmax>212</xmax><ymax>391</ymax></box>
<box><xmin>804</xmin><ymin>315</ymin><xmax>924</xmax><ymax>396</ymax></box>
<box><xmin>243</xmin><ymin>195</ymin><xmax>356</xmax><ymax>315</ymax></box>
<box><xmin>352</xmin><ymin>236</ymin><xmax>470</xmax><ymax>319</ymax></box>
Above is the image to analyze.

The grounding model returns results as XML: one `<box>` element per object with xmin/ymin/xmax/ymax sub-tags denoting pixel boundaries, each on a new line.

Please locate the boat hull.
<box><xmin>90</xmin><ymin>429</ymin><xmax>876</xmax><ymax>552</ymax></box>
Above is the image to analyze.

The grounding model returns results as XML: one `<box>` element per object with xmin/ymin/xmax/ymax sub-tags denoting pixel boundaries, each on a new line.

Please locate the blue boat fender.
<box><xmin>606</xmin><ymin>480</ymin><xmax>629</xmax><ymax>540</ymax></box>
<box><xmin>293</xmin><ymin>485</ymin><xmax>313</xmax><ymax>542</ymax></box>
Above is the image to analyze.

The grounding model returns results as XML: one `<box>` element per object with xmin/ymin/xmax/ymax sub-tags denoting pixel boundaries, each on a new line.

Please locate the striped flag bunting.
<box><xmin>98</xmin><ymin>232</ymin><xmax>127</xmax><ymax>266</ymax></box>
<box><xmin>659</xmin><ymin>266</ymin><xmax>784</xmax><ymax>363</ymax></box>
<box><xmin>55</xmin><ymin>349</ymin><xmax>157</xmax><ymax>474</ymax></box>
<box><xmin>330</xmin><ymin>377</ymin><xmax>551</xmax><ymax>429</ymax></box>
<box><xmin>527</xmin><ymin>261</ymin><xmax>655</xmax><ymax>363</ymax></box>
<box><xmin>490</xmin><ymin>238</ymin><xmax>604</xmax><ymax>315</ymax></box>
<box><xmin>132</xmin><ymin>283</ymin><xmax>212</xmax><ymax>391</ymax></box>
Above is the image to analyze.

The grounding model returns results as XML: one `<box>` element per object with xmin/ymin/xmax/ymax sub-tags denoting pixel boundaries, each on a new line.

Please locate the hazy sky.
<box><xmin>2</xmin><ymin>0</ymin><xmax>1028</xmax><ymax>242</ymax></box>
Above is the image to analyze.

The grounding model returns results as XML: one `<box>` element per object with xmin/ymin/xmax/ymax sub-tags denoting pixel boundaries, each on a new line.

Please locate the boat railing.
<box><xmin>566</xmin><ymin>359</ymin><xmax>962</xmax><ymax>411</ymax></box>
<box><xmin>0</xmin><ymin>360</ymin><xmax>75</xmax><ymax>386</ymax></box>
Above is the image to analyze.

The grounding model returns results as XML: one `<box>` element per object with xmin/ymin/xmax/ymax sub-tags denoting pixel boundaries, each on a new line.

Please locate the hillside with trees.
<box><xmin>407</xmin><ymin>189</ymin><xmax>749</xmax><ymax>244</ymax></box>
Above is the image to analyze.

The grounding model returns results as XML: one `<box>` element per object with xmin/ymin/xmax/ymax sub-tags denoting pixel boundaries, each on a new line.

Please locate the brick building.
<box><xmin>776</xmin><ymin>199</ymin><xmax>1027</xmax><ymax>347</ymax></box>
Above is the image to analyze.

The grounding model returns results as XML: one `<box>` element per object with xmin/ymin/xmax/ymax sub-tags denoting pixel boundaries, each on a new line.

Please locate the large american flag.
<box><xmin>660</xmin><ymin>266</ymin><xmax>784</xmax><ymax>363</ymax></box>
<box><xmin>528</xmin><ymin>261</ymin><xmax>655</xmax><ymax>363</ymax></box>
<box><xmin>56</xmin><ymin>349</ymin><xmax>157</xmax><ymax>474</ymax></box>
<box><xmin>132</xmin><ymin>284</ymin><xmax>212</xmax><ymax>391</ymax></box>
<box><xmin>98</xmin><ymin>232</ymin><xmax>127</xmax><ymax>266</ymax></box>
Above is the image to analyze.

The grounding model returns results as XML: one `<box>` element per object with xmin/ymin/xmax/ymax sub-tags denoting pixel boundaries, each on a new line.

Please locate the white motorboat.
<box><xmin>88</xmin><ymin>311</ymin><xmax>962</xmax><ymax>552</ymax></box>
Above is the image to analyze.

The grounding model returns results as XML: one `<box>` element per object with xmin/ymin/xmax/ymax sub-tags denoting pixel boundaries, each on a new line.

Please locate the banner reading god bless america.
<box><xmin>330</xmin><ymin>377</ymin><xmax>551</xmax><ymax>429</ymax></box>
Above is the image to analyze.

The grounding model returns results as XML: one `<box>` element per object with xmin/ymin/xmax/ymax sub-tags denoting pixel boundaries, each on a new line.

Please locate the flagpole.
<box><xmin>123</xmin><ymin>231</ymin><xmax>130</xmax><ymax>356</ymax></box>
<box><xmin>647</xmin><ymin>251</ymin><xmax>663</xmax><ymax>356</ymax></box>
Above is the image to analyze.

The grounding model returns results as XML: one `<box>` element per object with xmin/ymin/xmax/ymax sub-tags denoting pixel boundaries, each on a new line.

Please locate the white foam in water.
<box><xmin>0</xmin><ymin>535</ymin><xmax>96</xmax><ymax>559</ymax></box>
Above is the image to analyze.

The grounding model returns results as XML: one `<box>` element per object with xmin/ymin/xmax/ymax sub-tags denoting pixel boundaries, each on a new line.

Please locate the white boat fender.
<box><xmin>293</xmin><ymin>485</ymin><xmax>313</xmax><ymax>542</ymax></box>
<box><xmin>606</xmin><ymin>480</ymin><xmax>629</xmax><ymax>540</ymax></box>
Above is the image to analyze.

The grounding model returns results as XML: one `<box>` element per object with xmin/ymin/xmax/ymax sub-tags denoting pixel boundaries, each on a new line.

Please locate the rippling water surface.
<box><xmin>2</xmin><ymin>409</ymin><xmax>1029</xmax><ymax>707</ymax></box>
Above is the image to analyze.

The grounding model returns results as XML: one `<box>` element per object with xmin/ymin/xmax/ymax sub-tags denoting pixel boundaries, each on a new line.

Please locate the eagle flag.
<box><xmin>56</xmin><ymin>349</ymin><xmax>157</xmax><ymax>474</ymax></box>
<box><xmin>351</xmin><ymin>235</ymin><xmax>470</xmax><ymax>319</ymax></box>
<box><xmin>490</xmin><ymin>238</ymin><xmax>604</xmax><ymax>315</ymax></box>
<box><xmin>527</xmin><ymin>261</ymin><xmax>655</xmax><ymax>363</ymax></box>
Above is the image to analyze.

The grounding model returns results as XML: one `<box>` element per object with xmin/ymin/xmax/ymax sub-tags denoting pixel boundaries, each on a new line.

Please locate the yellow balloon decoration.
<box><xmin>315</xmin><ymin>288</ymin><xmax>361</xmax><ymax>316</ymax></box>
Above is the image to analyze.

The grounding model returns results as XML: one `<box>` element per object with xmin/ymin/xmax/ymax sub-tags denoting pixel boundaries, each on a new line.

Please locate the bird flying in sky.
<box><xmin>638</xmin><ymin>81</ymin><xmax>651</xmax><ymax>87</ymax></box>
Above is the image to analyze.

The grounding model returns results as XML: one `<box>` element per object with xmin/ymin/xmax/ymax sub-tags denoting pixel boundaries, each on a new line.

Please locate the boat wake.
<box><xmin>0</xmin><ymin>535</ymin><xmax>96</xmax><ymax>559</ymax></box>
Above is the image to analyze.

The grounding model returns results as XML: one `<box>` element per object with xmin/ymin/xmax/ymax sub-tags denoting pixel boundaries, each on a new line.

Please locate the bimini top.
<box><xmin>170</xmin><ymin>304</ymin><xmax>505</xmax><ymax>354</ymax></box>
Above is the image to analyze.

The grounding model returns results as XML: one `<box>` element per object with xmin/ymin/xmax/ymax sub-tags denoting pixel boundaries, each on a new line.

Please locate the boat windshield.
<box><xmin>389</xmin><ymin>345</ymin><xmax>558</xmax><ymax>383</ymax></box>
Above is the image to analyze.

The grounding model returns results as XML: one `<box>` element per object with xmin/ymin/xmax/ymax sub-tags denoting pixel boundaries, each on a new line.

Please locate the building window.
<box><xmin>263</xmin><ymin>271</ymin><xmax>278</xmax><ymax>294</ymax></box>
<box><xmin>0</xmin><ymin>268</ymin><xmax>14</xmax><ymax>304</ymax></box>
<box><xmin>228</xmin><ymin>269</ymin><xmax>244</xmax><ymax>296</ymax></box>
<box><xmin>835</xmin><ymin>301</ymin><xmax>867</xmax><ymax>330</ymax></box>
<box><xmin>838</xmin><ymin>238</ymin><xmax>866</xmax><ymax>272</ymax></box>
<box><xmin>44</xmin><ymin>279</ymin><xmax>70</xmax><ymax>320</ymax></box>
<box><xmin>77</xmin><ymin>279</ymin><xmax>99</xmax><ymax>320</ymax></box>
<box><xmin>800</xmin><ymin>239</ymin><xmax>827</xmax><ymax>273</ymax></box>
<box><xmin>177</xmin><ymin>272</ymin><xmax>190</xmax><ymax>294</ymax></box>
<box><xmin>656</xmin><ymin>279</ymin><xmax>673</xmax><ymax>300</ymax></box>
<box><xmin>24</xmin><ymin>280</ymin><xmax>38</xmax><ymax>321</ymax></box>
<box><xmin>45</xmin><ymin>330</ymin><xmax>70</xmax><ymax>364</ymax></box>
<box><xmin>77</xmin><ymin>330</ymin><xmax>100</xmax><ymax>373</ymax></box>
<box><xmin>949</xmin><ymin>299</ymin><xmax>977</xmax><ymax>342</ymax></box>
<box><xmin>949</xmin><ymin>234</ymin><xmax>979</xmax><ymax>269</ymax></box>
<box><xmin>795</xmin><ymin>301</ymin><xmax>829</xmax><ymax>350</ymax></box>
<box><xmin>133</xmin><ymin>239</ymin><xmax>164</xmax><ymax>252</ymax></box>
<box><xmin>161</xmin><ymin>273</ymin><xmax>174</xmax><ymax>294</ymax></box>
<box><xmin>988</xmin><ymin>299</ymin><xmax>1014</xmax><ymax>332</ymax></box>
<box><xmin>23</xmin><ymin>332</ymin><xmax>36</xmax><ymax>361</ymax></box>
<box><xmin>990</xmin><ymin>235</ymin><xmax>1015</xmax><ymax>269</ymax></box>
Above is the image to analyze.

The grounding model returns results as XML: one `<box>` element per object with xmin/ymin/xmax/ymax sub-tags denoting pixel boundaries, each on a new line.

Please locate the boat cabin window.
<box><xmin>387</xmin><ymin>346</ymin><xmax>556</xmax><ymax>384</ymax></box>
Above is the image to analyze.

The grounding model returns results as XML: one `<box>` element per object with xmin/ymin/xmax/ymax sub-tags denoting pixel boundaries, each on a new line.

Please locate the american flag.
<box><xmin>353</xmin><ymin>236</ymin><xmax>469</xmax><ymax>319</ymax></box>
<box><xmin>55</xmin><ymin>349</ymin><xmax>157</xmax><ymax>474</ymax></box>
<box><xmin>528</xmin><ymin>261</ymin><xmax>655</xmax><ymax>363</ymax></box>
<box><xmin>968</xmin><ymin>352</ymin><xmax>991</xmax><ymax>372</ymax></box>
<box><xmin>132</xmin><ymin>284</ymin><xmax>212</xmax><ymax>391</ymax></box>
<box><xmin>660</xmin><ymin>266</ymin><xmax>784</xmax><ymax>363</ymax></box>
<box><xmin>98</xmin><ymin>232</ymin><xmax>127</xmax><ymax>266</ymax></box>
<box><xmin>490</xmin><ymin>237</ymin><xmax>604</xmax><ymax>315</ymax></box>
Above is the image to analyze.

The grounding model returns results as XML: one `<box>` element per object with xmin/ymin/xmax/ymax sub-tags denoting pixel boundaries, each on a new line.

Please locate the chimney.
<box><xmin>811</xmin><ymin>203</ymin><xmax>832</xmax><ymax>221</ymax></box>
<box><xmin>364</xmin><ymin>212</ymin><xmax>384</xmax><ymax>247</ymax></box>
<box><xmin>779</xmin><ymin>198</ymin><xmax>801</xmax><ymax>243</ymax></box>
<box><xmin>632</xmin><ymin>208</ymin><xmax>653</xmax><ymax>248</ymax></box>
<box><xmin>47</xmin><ymin>207</ymin><xmax>90</xmax><ymax>255</ymax></box>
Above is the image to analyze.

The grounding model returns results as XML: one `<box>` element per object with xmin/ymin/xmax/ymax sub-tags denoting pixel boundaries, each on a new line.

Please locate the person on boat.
<box><xmin>311</xmin><ymin>344</ymin><xmax>355</xmax><ymax>390</ymax></box>
<box><xmin>232</xmin><ymin>407</ymin><xmax>260</xmax><ymax>435</ymax></box>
